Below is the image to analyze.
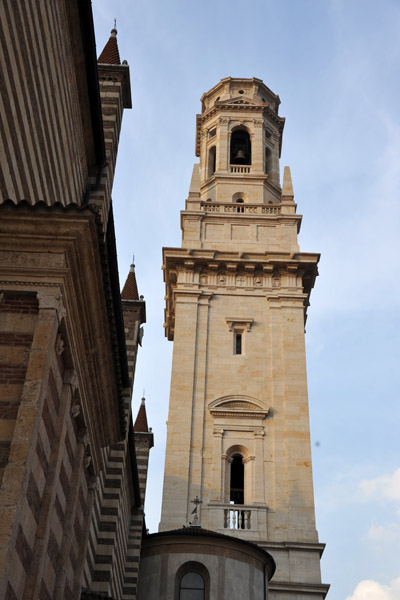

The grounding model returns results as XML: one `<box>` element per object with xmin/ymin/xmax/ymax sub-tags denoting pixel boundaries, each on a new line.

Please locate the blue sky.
<box><xmin>92</xmin><ymin>2</ymin><xmax>400</xmax><ymax>598</ymax></box>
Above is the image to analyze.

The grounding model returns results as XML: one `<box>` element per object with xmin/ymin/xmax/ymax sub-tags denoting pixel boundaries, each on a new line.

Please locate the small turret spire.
<box><xmin>134</xmin><ymin>396</ymin><xmax>150</xmax><ymax>433</ymax></box>
<box><xmin>282</xmin><ymin>166</ymin><xmax>294</xmax><ymax>202</ymax></box>
<box><xmin>121</xmin><ymin>261</ymin><xmax>139</xmax><ymax>300</ymax></box>
<box><xmin>98</xmin><ymin>22</ymin><xmax>121</xmax><ymax>65</ymax></box>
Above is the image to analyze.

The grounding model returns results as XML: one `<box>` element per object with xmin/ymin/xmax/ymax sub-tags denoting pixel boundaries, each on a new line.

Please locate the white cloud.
<box><xmin>360</xmin><ymin>468</ymin><xmax>400</xmax><ymax>503</ymax></box>
<box><xmin>367</xmin><ymin>523</ymin><xmax>400</xmax><ymax>543</ymax></box>
<box><xmin>346</xmin><ymin>578</ymin><xmax>400</xmax><ymax>600</ymax></box>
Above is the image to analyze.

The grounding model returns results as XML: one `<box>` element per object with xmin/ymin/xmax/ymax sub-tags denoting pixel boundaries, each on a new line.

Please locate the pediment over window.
<box><xmin>219</xmin><ymin>98</ymin><xmax>262</xmax><ymax>107</ymax></box>
<box><xmin>208</xmin><ymin>395</ymin><xmax>269</xmax><ymax>419</ymax></box>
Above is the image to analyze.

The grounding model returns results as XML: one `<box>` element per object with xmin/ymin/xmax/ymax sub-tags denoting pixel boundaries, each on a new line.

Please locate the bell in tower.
<box><xmin>230</xmin><ymin>127</ymin><xmax>251</xmax><ymax>165</ymax></box>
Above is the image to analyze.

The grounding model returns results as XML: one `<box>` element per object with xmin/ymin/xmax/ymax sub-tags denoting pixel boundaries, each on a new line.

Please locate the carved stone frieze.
<box><xmin>0</xmin><ymin>250</ymin><xmax>65</xmax><ymax>269</ymax></box>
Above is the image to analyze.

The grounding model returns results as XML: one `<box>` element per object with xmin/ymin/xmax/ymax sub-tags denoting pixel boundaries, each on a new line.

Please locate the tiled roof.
<box><xmin>121</xmin><ymin>264</ymin><xmax>139</xmax><ymax>300</ymax></box>
<box><xmin>98</xmin><ymin>28</ymin><xmax>121</xmax><ymax>65</ymax></box>
<box><xmin>133</xmin><ymin>398</ymin><xmax>149</xmax><ymax>432</ymax></box>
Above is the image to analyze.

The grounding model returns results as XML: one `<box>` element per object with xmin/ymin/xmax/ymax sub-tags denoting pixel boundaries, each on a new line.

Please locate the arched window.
<box><xmin>175</xmin><ymin>562</ymin><xmax>209</xmax><ymax>600</ymax></box>
<box><xmin>230</xmin><ymin>129</ymin><xmax>251</xmax><ymax>165</ymax></box>
<box><xmin>230</xmin><ymin>454</ymin><xmax>244</xmax><ymax>504</ymax></box>
<box><xmin>179</xmin><ymin>571</ymin><xmax>205</xmax><ymax>600</ymax></box>
<box><xmin>207</xmin><ymin>146</ymin><xmax>216</xmax><ymax>177</ymax></box>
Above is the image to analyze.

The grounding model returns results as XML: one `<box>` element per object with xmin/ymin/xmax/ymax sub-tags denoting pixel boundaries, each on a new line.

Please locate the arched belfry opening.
<box><xmin>207</xmin><ymin>146</ymin><xmax>216</xmax><ymax>177</ymax></box>
<box><xmin>230</xmin><ymin>128</ymin><xmax>251</xmax><ymax>165</ymax></box>
<box><xmin>230</xmin><ymin>454</ymin><xmax>244</xmax><ymax>504</ymax></box>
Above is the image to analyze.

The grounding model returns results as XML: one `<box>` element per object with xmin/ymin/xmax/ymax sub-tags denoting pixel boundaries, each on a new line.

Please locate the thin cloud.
<box><xmin>345</xmin><ymin>578</ymin><xmax>400</xmax><ymax>600</ymax></box>
<box><xmin>360</xmin><ymin>468</ymin><xmax>400</xmax><ymax>503</ymax></box>
<box><xmin>367</xmin><ymin>523</ymin><xmax>400</xmax><ymax>543</ymax></box>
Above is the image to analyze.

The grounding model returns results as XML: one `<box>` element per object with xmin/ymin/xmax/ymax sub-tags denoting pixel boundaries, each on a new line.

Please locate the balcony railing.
<box><xmin>224</xmin><ymin>507</ymin><xmax>251</xmax><ymax>530</ymax></box>
<box><xmin>207</xmin><ymin>503</ymin><xmax>268</xmax><ymax>535</ymax></box>
<box><xmin>201</xmin><ymin>202</ymin><xmax>281</xmax><ymax>215</ymax></box>
<box><xmin>230</xmin><ymin>165</ymin><xmax>251</xmax><ymax>174</ymax></box>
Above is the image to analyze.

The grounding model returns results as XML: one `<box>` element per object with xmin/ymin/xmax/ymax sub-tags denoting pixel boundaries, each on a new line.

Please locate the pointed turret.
<box><xmin>93</xmin><ymin>24</ymin><xmax>131</xmax><ymax>225</ymax></box>
<box><xmin>133</xmin><ymin>398</ymin><xmax>154</xmax><ymax>503</ymax></box>
<box><xmin>97</xmin><ymin>25</ymin><xmax>121</xmax><ymax>65</ymax></box>
<box><xmin>134</xmin><ymin>397</ymin><xmax>149</xmax><ymax>433</ymax></box>
<box><xmin>121</xmin><ymin>263</ymin><xmax>146</xmax><ymax>387</ymax></box>
<box><xmin>122</xmin><ymin>263</ymin><xmax>139</xmax><ymax>300</ymax></box>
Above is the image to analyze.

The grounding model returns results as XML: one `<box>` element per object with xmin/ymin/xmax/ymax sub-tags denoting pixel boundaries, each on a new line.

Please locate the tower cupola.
<box><xmin>194</xmin><ymin>77</ymin><xmax>285</xmax><ymax>204</ymax></box>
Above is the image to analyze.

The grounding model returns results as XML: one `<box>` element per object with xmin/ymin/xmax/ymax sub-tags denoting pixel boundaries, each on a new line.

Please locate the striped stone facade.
<box><xmin>0</xmin><ymin>2</ymin><xmax>150</xmax><ymax>600</ymax></box>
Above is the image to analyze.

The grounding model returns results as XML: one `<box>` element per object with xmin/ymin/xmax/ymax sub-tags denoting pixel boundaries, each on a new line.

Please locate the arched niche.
<box><xmin>230</xmin><ymin>127</ymin><xmax>251</xmax><ymax>165</ymax></box>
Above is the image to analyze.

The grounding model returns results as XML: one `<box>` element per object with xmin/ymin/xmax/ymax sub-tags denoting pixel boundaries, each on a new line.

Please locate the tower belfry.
<box><xmin>160</xmin><ymin>77</ymin><xmax>329</xmax><ymax>599</ymax></box>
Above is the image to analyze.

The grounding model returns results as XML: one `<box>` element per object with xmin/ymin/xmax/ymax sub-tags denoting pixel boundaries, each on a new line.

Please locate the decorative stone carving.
<box><xmin>138</xmin><ymin>326</ymin><xmax>144</xmax><ymax>346</ymax></box>
<box><xmin>64</xmin><ymin>369</ymin><xmax>78</xmax><ymax>392</ymax></box>
<box><xmin>71</xmin><ymin>402</ymin><xmax>81</xmax><ymax>418</ymax></box>
<box><xmin>55</xmin><ymin>333</ymin><xmax>64</xmax><ymax>355</ymax></box>
<box><xmin>37</xmin><ymin>289</ymin><xmax>66</xmax><ymax>320</ymax></box>
<box><xmin>78</xmin><ymin>426</ymin><xmax>89</xmax><ymax>445</ymax></box>
<box><xmin>208</xmin><ymin>395</ymin><xmax>269</xmax><ymax>420</ymax></box>
<box><xmin>0</xmin><ymin>250</ymin><xmax>65</xmax><ymax>269</ymax></box>
<box><xmin>88</xmin><ymin>476</ymin><xmax>99</xmax><ymax>491</ymax></box>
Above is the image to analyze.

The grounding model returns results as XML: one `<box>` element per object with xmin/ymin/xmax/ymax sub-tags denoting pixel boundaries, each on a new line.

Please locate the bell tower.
<box><xmin>160</xmin><ymin>77</ymin><xmax>329</xmax><ymax>599</ymax></box>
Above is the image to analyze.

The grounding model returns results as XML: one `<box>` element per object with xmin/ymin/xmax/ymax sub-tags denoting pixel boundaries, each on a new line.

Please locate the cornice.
<box><xmin>0</xmin><ymin>205</ymin><xmax>127</xmax><ymax>453</ymax></box>
<box><xmin>162</xmin><ymin>247</ymin><xmax>319</xmax><ymax>339</ymax></box>
<box><xmin>268</xmin><ymin>582</ymin><xmax>330</xmax><ymax>597</ymax></box>
<box><xmin>163</xmin><ymin>247</ymin><xmax>320</xmax><ymax>267</ymax></box>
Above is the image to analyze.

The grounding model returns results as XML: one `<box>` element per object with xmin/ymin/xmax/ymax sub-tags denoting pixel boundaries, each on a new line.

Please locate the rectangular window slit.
<box><xmin>235</xmin><ymin>333</ymin><xmax>242</xmax><ymax>355</ymax></box>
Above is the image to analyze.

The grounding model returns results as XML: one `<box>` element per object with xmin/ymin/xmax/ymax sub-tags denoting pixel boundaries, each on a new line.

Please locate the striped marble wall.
<box><xmin>0</xmin><ymin>1</ymin><xmax>91</xmax><ymax>207</ymax></box>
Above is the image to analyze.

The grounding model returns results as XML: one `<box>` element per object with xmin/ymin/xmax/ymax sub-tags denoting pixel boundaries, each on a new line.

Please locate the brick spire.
<box><xmin>134</xmin><ymin>397</ymin><xmax>149</xmax><ymax>433</ymax></box>
<box><xmin>121</xmin><ymin>263</ymin><xmax>139</xmax><ymax>300</ymax></box>
<box><xmin>98</xmin><ymin>24</ymin><xmax>121</xmax><ymax>65</ymax></box>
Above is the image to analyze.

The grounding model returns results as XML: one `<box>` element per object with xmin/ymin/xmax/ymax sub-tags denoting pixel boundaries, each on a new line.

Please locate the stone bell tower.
<box><xmin>159</xmin><ymin>77</ymin><xmax>329</xmax><ymax>599</ymax></box>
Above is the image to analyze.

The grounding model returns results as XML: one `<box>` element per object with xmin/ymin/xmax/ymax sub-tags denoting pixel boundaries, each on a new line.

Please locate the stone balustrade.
<box><xmin>201</xmin><ymin>202</ymin><xmax>281</xmax><ymax>215</ymax></box>
<box><xmin>224</xmin><ymin>507</ymin><xmax>252</xmax><ymax>530</ymax></box>
<box><xmin>207</xmin><ymin>503</ymin><xmax>268</xmax><ymax>537</ymax></box>
<box><xmin>230</xmin><ymin>165</ymin><xmax>251</xmax><ymax>173</ymax></box>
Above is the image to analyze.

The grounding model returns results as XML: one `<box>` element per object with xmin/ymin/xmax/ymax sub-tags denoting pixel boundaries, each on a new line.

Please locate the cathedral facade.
<box><xmin>0</xmin><ymin>3</ymin><xmax>151</xmax><ymax>599</ymax></box>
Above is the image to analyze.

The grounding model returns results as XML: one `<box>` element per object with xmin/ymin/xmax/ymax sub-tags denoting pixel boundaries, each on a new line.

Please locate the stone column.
<box><xmin>159</xmin><ymin>292</ymin><xmax>201</xmax><ymax>530</ymax></box>
<box><xmin>253</xmin><ymin>430</ymin><xmax>266</xmax><ymax>503</ymax></box>
<box><xmin>252</xmin><ymin>120</ymin><xmax>264</xmax><ymax>174</ymax></box>
<box><xmin>270</xmin><ymin>133</ymin><xmax>281</xmax><ymax>186</ymax></box>
<box><xmin>188</xmin><ymin>293</ymin><xmax>211</xmax><ymax>519</ymax></box>
<box><xmin>217</xmin><ymin>118</ymin><xmax>229</xmax><ymax>173</ymax></box>
<box><xmin>210</xmin><ymin>430</ymin><xmax>224</xmax><ymax>501</ymax></box>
